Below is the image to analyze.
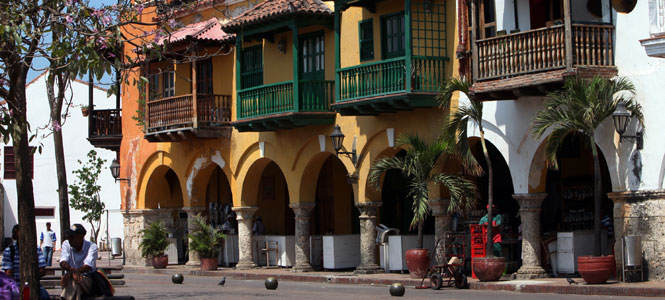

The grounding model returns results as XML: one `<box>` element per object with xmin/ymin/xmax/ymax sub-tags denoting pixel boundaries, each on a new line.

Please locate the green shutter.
<box><xmin>359</xmin><ymin>19</ymin><xmax>374</xmax><ymax>61</ymax></box>
<box><xmin>381</xmin><ymin>12</ymin><xmax>405</xmax><ymax>59</ymax></box>
<box><xmin>241</xmin><ymin>46</ymin><xmax>263</xmax><ymax>89</ymax></box>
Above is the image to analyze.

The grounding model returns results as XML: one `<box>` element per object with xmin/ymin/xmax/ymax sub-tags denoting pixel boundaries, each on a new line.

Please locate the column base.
<box><xmin>292</xmin><ymin>263</ymin><xmax>314</xmax><ymax>273</ymax></box>
<box><xmin>516</xmin><ymin>265</ymin><xmax>548</xmax><ymax>279</ymax></box>
<box><xmin>354</xmin><ymin>264</ymin><xmax>384</xmax><ymax>274</ymax></box>
<box><xmin>235</xmin><ymin>260</ymin><xmax>257</xmax><ymax>270</ymax></box>
<box><xmin>185</xmin><ymin>260</ymin><xmax>200</xmax><ymax>267</ymax></box>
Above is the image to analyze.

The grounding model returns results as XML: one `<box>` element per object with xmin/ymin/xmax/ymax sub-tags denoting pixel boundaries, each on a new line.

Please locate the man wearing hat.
<box><xmin>59</xmin><ymin>224</ymin><xmax>98</xmax><ymax>300</ymax></box>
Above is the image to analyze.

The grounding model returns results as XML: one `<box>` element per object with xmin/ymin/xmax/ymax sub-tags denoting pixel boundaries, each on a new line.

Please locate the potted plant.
<box><xmin>438</xmin><ymin>77</ymin><xmax>505</xmax><ymax>281</ymax></box>
<box><xmin>369</xmin><ymin>134</ymin><xmax>477</xmax><ymax>279</ymax></box>
<box><xmin>532</xmin><ymin>76</ymin><xmax>642</xmax><ymax>284</ymax></box>
<box><xmin>81</xmin><ymin>105</ymin><xmax>90</xmax><ymax>117</ymax></box>
<box><xmin>188</xmin><ymin>213</ymin><xmax>226</xmax><ymax>271</ymax></box>
<box><xmin>139</xmin><ymin>220</ymin><xmax>170</xmax><ymax>269</ymax></box>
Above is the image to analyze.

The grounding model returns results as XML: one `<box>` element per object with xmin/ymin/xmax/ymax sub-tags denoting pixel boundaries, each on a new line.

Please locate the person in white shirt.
<box><xmin>59</xmin><ymin>224</ymin><xmax>98</xmax><ymax>300</ymax></box>
<box><xmin>39</xmin><ymin>222</ymin><xmax>56</xmax><ymax>266</ymax></box>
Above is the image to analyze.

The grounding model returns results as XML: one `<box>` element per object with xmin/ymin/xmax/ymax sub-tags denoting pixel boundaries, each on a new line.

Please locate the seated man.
<box><xmin>60</xmin><ymin>224</ymin><xmax>99</xmax><ymax>300</ymax></box>
<box><xmin>1</xmin><ymin>224</ymin><xmax>49</xmax><ymax>299</ymax></box>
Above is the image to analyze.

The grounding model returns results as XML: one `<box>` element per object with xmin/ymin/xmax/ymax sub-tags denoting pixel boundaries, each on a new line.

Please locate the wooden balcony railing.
<box><xmin>90</xmin><ymin>109</ymin><xmax>122</xmax><ymax>137</ymax></box>
<box><xmin>237</xmin><ymin>80</ymin><xmax>334</xmax><ymax>119</ymax></box>
<box><xmin>475</xmin><ymin>24</ymin><xmax>615</xmax><ymax>81</ymax></box>
<box><xmin>337</xmin><ymin>56</ymin><xmax>446</xmax><ymax>102</ymax></box>
<box><xmin>146</xmin><ymin>94</ymin><xmax>231</xmax><ymax>132</ymax></box>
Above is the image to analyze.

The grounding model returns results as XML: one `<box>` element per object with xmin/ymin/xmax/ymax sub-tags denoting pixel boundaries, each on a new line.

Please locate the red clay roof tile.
<box><xmin>223</xmin><ymin>0</ymin><xmax>332</xmax><ymax>32</ymax></box>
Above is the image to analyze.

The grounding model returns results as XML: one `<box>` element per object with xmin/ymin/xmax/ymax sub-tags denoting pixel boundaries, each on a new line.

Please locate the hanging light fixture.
<box><xmin>110</xmin><ymin>159</ymin><xmax>130</xmax><ymax>183</ymax></box>
<box><xmin>330</xmin><ymin>125</ymin><xmax>357</xmax><ymax>165</ymax></box>
<box><xmin>612</xmin><ymin>101</ymin><xmax>643</xmax><ymax>150</ymax></box>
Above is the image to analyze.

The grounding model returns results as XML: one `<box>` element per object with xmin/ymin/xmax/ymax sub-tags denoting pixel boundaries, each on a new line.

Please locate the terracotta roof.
<box><xmin>153</xmin><ymin>17</ymin><xmax>235</xmax><ymax>48</ymax></box>
<box><xmin>223</xmin><ymin>0</ymin><xmax>333</xmax><ymax>33</ymax></box>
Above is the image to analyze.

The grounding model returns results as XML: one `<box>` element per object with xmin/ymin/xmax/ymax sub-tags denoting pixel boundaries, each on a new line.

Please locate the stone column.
<box><xmin>429</xmin><ymin>199</ymin><xmax>452</xmax><ymax>264</ymax></box>
<box><xmin>609</xmin><ymin>190</ymin><xmax>665</xmax><ymax>282</ymax></box>
<box><xmin>290</xmin><ymin>202</ymin><xmax>316</xmax><ymax>272</ymax></box>
<box><xmin>233</xmin><ymin>206</ymin><xmax>258</xmax><ymax>270</ymax></box>
<box><xmin>354</xmin><ymin>201</ymin><xmax>383</xmax><ymax>274</ymax></box>
<box><xmin>184</xmin><ymin>207</ymin><xmax>206</xmax><ymax>266</ymax></box>
<box><xmin>514</xmin><ymin>193</ymin><xmax>548</xmax><ymax>279</ymax></box>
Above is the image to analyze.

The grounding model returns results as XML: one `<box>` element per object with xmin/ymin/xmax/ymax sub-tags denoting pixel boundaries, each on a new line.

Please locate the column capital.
<box><xmin>513</xmin><ymin>193</ymin><xmax>547</xmax><ymax>210</ymax></box>
<box><xmin>232</xmin><ymin>206</ymin><xmax>259</xmax><ymax>220</ymax></box>
<box><xmin>356</xmin><ymin>201</ymin><xmax>382</xmax><ymax>219</ymax></box>
<box><xmin>608</xmin><ymin>189</ymin><xmax>665</xmax><ymax>203</ymax></box>
<box><xmin>289</xmin><ymin>202</ymin><xmax>316</xmax><ymax>218</ymax></box>
<box><xmin>429</xmin><ymin>198</ymin><xmax>451</xmax><ymax>217</ymax></box>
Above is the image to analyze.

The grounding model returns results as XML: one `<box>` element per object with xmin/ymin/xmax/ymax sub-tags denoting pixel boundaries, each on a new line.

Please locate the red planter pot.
<box><xmin>152</xmin><ymin>255</ymin><xmax>168</xmax><ymax>269</ymax></box>
<box><xmin>200</xmin><ymin>257</ymin><xmax>218</xmax><ymax>271</ymax></box>
<box><xmin>578</xmin><ymin>255</ymin><xmax>616</xmax><ymax>284</ymax></box>
<box><xmin>472</xmin><ymin>257</ymin><xmax>505</xmax><ymax>282</ymax></box>
<box><xmin>405</xmin><ymin>249</ymin><xmax>430</xmax><ymax>279</ymax></box>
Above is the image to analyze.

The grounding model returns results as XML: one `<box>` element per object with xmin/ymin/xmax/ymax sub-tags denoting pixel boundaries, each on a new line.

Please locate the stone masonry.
<box><xmin>609</xmin><ymin>190</ymin><xmax>665</xmax><ymax>281</ymax></box>
<box><xmin>354</xmin><ymin>201</ymin><xmax>383</xmax><ymax>274</ymax></box>
<box><xmin>290</xmin><ymin>202</ymin><xmax>316</xmax><ymax>272</ymax></box>
<box><xmin>233</xmin><ymin>206</ymin><xmax>258</xmax><ymax>270</ymax></box>
<box><xmin>122</xmin><ymin>209</ymin><xmax>181</xmax><ymax>266</ymax></box>
<box><xmin>514</xmin><ymin>193</ymin><xmax>547</xmax><ymax>279</ymax></box>
<box><xmin>429</xmin><ymin>198</ymin><xmax>452</xmax><ymax>265</ymax></box>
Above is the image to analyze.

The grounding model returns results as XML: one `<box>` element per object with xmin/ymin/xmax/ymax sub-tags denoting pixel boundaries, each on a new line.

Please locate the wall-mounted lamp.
<box><xmin>612</xmin><ymin>101</ymin><xmax>644</xmax><ymax>150</ymax></box>
<box><xmin>110</xmin><ymin>159</ymin><xmax>130</xmax><ymax>183</ymax></box>
<box><xmin>278</xmin><ymin>38</ymin><xmax>286</xmax><ymax>54</ymax></box>
<box><xmin>330</xmin><ymin>125</ymin><xmax>357</xmax><ymax>165</ymax></box>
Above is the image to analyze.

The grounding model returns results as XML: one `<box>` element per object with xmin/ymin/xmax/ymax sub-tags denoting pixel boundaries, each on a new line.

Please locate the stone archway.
<box><xmin>524</xmin><ymin>133</ymin><xmax>614</xmax><ymax>278</ymax></box>
<box><xmin>234</xmin><ymin>158</ymin><xmax>293</xmax><ymax>270</ymax></box>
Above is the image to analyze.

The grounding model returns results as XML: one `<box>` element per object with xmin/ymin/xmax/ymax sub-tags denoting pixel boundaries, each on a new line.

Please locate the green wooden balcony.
<box><xmin>233</xmin><ymin>80</ymin><xmax>336</xmax><ymax>132</ymax></box>
<box><xmin>332</xmin><ymin>56</ymin><xmax>447</xmax><ymax>115</ymax></box>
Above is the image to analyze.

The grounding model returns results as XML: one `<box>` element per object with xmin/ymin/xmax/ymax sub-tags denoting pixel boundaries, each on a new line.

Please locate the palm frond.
<box><xmin>432</xmin><ymin>173</ymin><xmax>478</xmax><ymax>213</ymax></box>
<box><xmin>436</xmin><ymin>76</ymin><xmax>472</xmax><ymax>109</ymax></box>
<box><xmin>368</xmin><ymin>156</ymin><xmax>407</xmax><ymax>190</ymax></box>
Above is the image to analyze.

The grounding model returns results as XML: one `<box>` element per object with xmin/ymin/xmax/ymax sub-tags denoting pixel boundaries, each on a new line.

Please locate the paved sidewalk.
<box><xmin>121</xmin><ymin>264</ymin><xmax>665</xmax><ymax>298</ymax></box>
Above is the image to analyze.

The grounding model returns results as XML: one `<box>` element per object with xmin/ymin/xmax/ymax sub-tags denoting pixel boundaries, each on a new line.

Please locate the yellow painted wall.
<box><xmin>121</xmin><ymin>0</ymin><xmax>461</xmax><ymax>229</ymax></box>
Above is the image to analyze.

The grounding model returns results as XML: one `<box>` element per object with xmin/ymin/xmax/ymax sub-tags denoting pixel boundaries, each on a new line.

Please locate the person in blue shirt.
<box><xmin>39</xmin><ymin>222</ymin><xmax>56</xmax><ymax>266</ymax></box>
<box><xmin>1</xmin><ymin>224</ymin><xmax>49</xmax><ymax>299</ymax></box>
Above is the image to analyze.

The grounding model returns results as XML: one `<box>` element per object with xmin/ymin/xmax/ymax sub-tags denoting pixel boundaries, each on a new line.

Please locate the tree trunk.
<box><xmin>480</xmin><ymin>130</ymin><xmax>495</xmax><ymax>257</ymax></box>
<box><xmin>11</xmin><ymin>72</ymin><xmax>40</xmax><ymax>299</ymax></box>
<box><xmin>590</xmin><ymin>135</ymin><xmax>602</xmax><ymax>257</ymax></box>
<box><xmin>46</xmin><ymin>72</ymin><xmax>71</xmax><ymax>248</ymax></box>
<box><xmin>417</xmin><ymin>220</ymin><xmax>424</xmax><ymax>249</ymax></box>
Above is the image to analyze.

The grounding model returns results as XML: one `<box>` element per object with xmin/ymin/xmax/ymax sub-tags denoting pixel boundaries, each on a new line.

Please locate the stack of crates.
<box><xmin>469</xmin><ymin>224</ymin><xmax>486</xmax><ymax>279</ymax></box>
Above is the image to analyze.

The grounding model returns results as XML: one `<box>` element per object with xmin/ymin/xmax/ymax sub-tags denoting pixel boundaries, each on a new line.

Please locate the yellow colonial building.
<box><xmin>111</xmin><ymin>0</ymin><xmax>458</xmax><ymax>272</ymax></box>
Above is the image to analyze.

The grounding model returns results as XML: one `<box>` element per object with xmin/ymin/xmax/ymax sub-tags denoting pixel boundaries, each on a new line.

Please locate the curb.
<box><xmin>470</xmin><ymin>281</ymin><xmax>665</xmax><ymax>298</ymax></box>
<box><xmin>123</xmin><ymin>267</ymin><xmax>665</xmax><ymax>297</ymax></box>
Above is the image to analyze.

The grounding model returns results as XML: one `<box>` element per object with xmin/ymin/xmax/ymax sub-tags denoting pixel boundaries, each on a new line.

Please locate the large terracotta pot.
<box><xmin>578</xmin><ymin>255</ymin><xmax>616</xmax><ymax>284</ymax></box>
<box><xmin>405</xmin><ymin>249</ymin><xmax>430</xmax><ymax>279</ymax></box>
<box><xmin>472</xmin><ymin>257</ymin><xmax>505</xmax><ymax>282</ymax></box>
<box><xmin>200</xmin><ymin>257</ymin><xmax>218</xmax><ymax>271</ymax></box>
<box><xmin>152</xmin><ymin>255</ymin><xmax>168</xmax><ymax>269</ymax></box>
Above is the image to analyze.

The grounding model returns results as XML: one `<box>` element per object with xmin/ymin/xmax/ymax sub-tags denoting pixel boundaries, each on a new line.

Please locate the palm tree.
<box><xmin>437</xmin><ymin>77</ymin><xmax>497</xmax><ymax>257</ymax></box>
<box><xmin>368</xmin><ymin>133</ymin><xmax>478</xmax><ymax>249</ymax></box>
<box><xmin>531</xmin><ymin>76</ymin><xmax>643</xmax><ymax>257</ymax></box>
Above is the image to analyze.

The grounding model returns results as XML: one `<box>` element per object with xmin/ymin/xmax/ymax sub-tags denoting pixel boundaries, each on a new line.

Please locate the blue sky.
<box><xmin>27</xmin><ymin>0</ymin><xmax>118</xmax><ymax>86</ymax></box>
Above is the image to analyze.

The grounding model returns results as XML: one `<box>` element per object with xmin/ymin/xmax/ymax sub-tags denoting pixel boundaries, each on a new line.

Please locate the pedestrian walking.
<box><xmin>39</xmin><ymin>222</ymin><xmax>56</xmax><ymax>266</ymax></box>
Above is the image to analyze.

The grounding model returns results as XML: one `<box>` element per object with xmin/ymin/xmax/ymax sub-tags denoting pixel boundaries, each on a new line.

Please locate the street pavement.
<box><xmin>47</xmin><ymin>273</ymin><xmax>660</xmax><ymax>299</ymax></box>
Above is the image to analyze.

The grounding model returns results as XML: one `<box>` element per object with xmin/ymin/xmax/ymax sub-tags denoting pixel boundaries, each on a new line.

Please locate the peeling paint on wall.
<box><xmin>127</xmin><ymin>137</ymin><xmax>141</xmax><ymax>210</ymax></box>
<box><xmin>631</xmin><ymin>151</ymin><xmax>643</xmax><ymax>189</ymax></box>
<box><xmin>186</xmin><ymin>150</ymin><xmax>226</xmax><ymax>204</ymax></box>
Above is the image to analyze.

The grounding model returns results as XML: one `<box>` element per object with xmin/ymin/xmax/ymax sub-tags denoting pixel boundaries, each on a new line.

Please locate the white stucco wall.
<box><xmin>2</xmin><ymin>73</ymin><xmax>123</xmax><ymax>248</ymax></box>
<box><xmin>467</xmin><ymin>1</ymin><xmax>663</xmax><ymax>194</ymax></box>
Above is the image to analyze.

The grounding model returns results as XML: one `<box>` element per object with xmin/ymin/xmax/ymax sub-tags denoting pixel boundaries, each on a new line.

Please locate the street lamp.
<box><xmin>330</xmin><ymin>125</ymin><xmax>357</xmax><ymax>165</ymax></box>
<box><xmin>110</xmin><ymin>159</ymin><xmax>129</xmax><ymax>183</ymax></box>
<box><xmin>612</xmin><ymin>101</ymin><xmax>643</xmax><ymax>150</ymax></box>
